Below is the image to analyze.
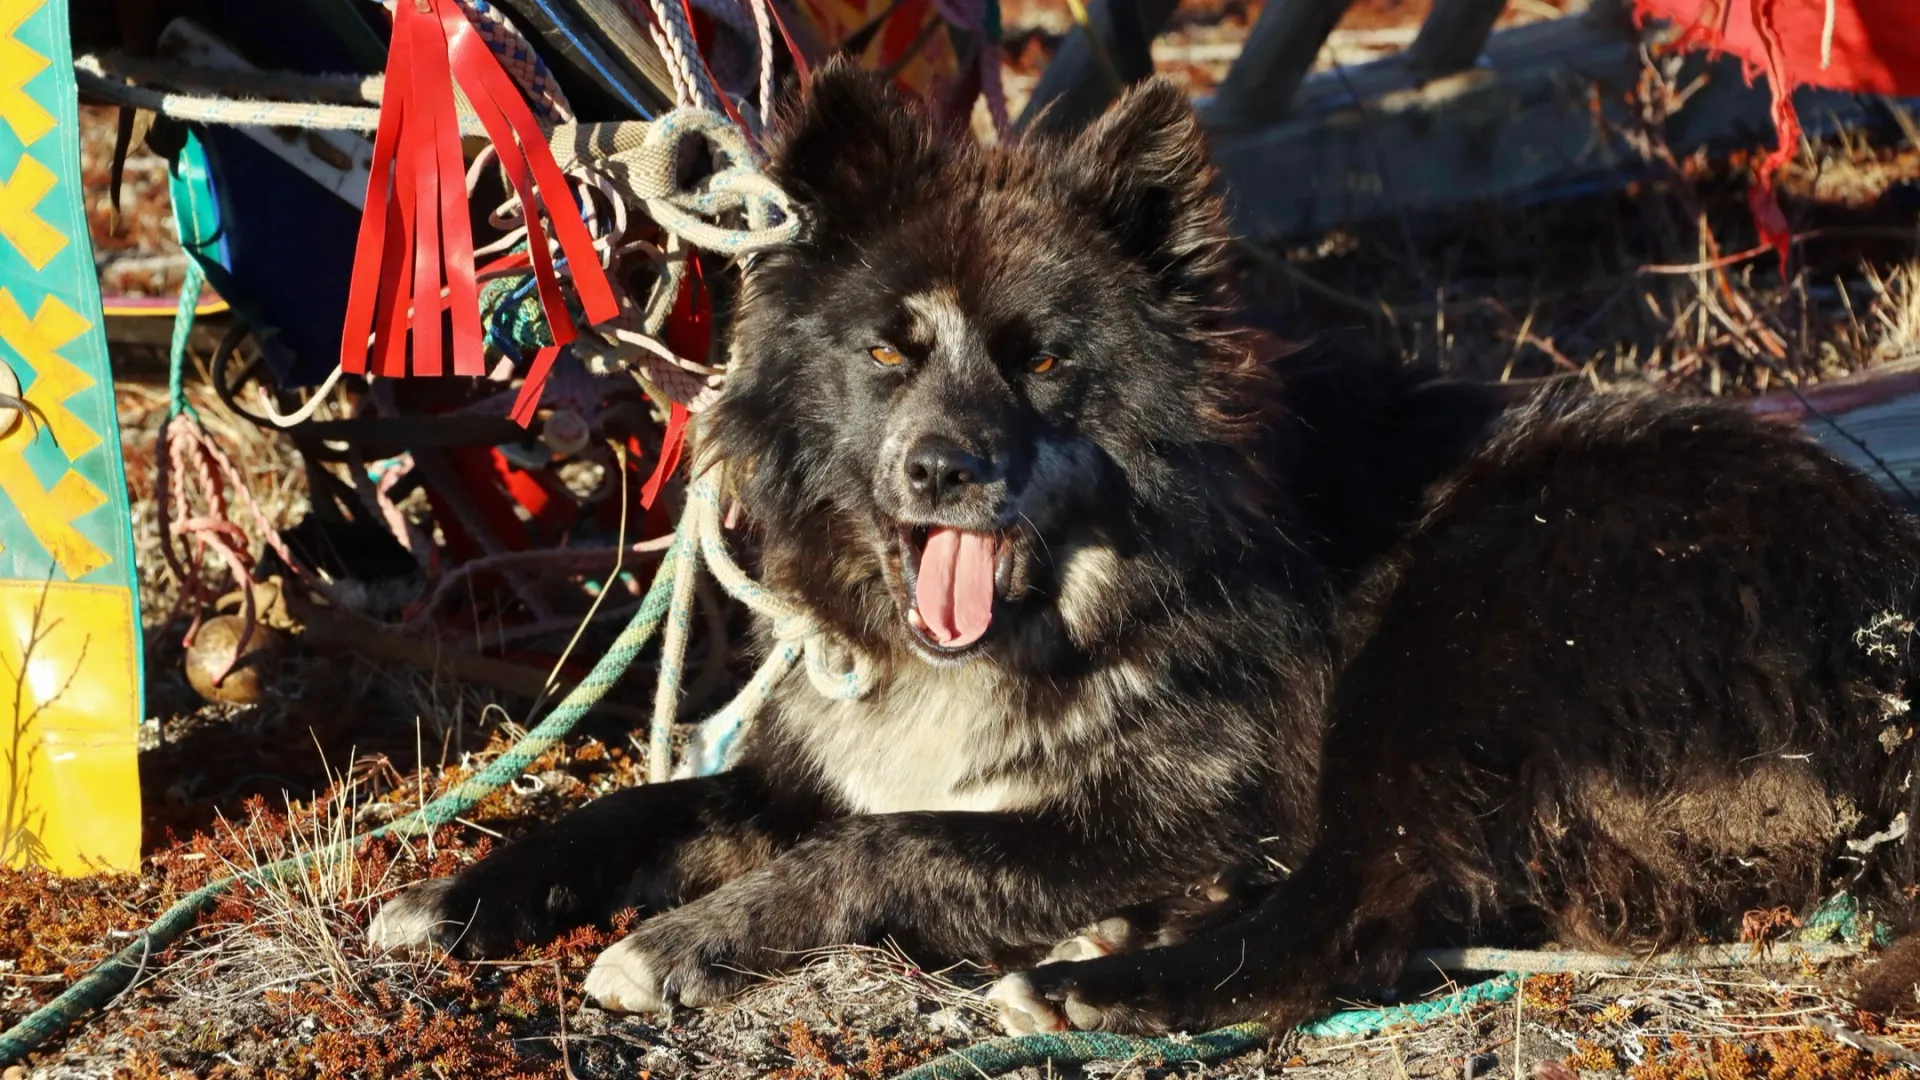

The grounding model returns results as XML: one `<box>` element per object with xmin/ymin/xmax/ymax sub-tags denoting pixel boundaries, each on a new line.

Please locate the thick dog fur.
<box><xmin>370</xmin><ymin>62</ymin><xmax>1920</xmax><ymax>1031</ymax></box>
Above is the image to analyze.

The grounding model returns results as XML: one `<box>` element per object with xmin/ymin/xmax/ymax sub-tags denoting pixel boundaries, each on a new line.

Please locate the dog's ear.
<box><xmin>1061</xmin><ymin>79</ymin><xmax>1230</xmax><ymax>300</ymax></box>
<box><xmin>769</xmin><ymin>56</ymin><xmax>934</xmax><ymax>235</ymax></box>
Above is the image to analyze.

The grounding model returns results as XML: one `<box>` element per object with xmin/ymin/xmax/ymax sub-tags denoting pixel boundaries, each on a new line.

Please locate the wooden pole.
<box><xmin>1404</xmin><ymin>0</ymin><xmax>1508</xmax><ymax>75</ymax></box>
<box><xmin>1016</xmin><ymin>0</ymin><xmax>1179</xmax><ymax>135</ymax></box>
<box><xmin>1203</xmin><ymin>0</ymin><xmax>1354</xmax><ymax>129</ymax></box>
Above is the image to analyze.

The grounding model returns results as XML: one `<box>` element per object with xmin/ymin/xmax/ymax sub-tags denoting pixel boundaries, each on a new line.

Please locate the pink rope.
<box><xmin>155</xmin><ymin>412</ymin><xmax>317</xmax><ymax>689</ymax></box>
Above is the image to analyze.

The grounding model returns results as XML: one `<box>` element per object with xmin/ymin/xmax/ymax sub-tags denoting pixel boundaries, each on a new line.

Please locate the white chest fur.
<box><xmin>783</xmin><ymin>663</ymin><xmax>1056</xmax><ymax>815</ymax></box>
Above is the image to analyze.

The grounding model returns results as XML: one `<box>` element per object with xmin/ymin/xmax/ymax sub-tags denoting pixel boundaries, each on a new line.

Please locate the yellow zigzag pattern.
<box><xmin>0</xmin><ymin>153</ymin><xmax>62</xmax><ymax>268</ymax></box>
<box><xmin>0</xmin><ymin>290</ymin><xmax>109</xmax><ymax>579</ymax></box>
<box><xmin>0</xmin><ymin>0</ymin><xmax>52</xmax><ymax>146</ymax></box>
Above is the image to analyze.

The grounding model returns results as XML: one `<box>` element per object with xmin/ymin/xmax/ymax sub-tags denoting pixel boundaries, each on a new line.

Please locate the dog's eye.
<box><xmin>870</xmin><ymin>345</ymin><xmax>905</xmax><ymax>367</ymax></box>
<box><xmin>1029</xmin><ymin>353</ymin><xmax>1059</xmax><ymax>375</ymax></box>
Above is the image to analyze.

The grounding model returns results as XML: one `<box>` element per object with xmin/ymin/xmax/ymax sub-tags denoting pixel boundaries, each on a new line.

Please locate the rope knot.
<box><xmin>554</xmin><ymin>108</ymin><xmax>800</xmax><ymax>259</ymax></box>
<box><xmin>800</xmin><ymin>629</ymin><xmax>878</xmax><ymax>702</ymax></box>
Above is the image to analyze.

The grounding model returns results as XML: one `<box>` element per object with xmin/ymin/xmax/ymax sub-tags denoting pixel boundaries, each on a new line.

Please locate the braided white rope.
<box><xmin>645</xmin><ymin>0</ymin><xmax>726</xmax><ymax>114</ymax></box>
<box><xmin>744</xmin><ymin>0</ymin><xmax>776</xmax><ymax>128</ymax></box>
<box><xmin>74</xmin><ymin>63</ymin><xmax>490</xmax><ymax>135</ymax></box>
<box><xmin>651</xmin><ymin>468</ymin><xmax>879</xmax><ymax>779</ymax></box>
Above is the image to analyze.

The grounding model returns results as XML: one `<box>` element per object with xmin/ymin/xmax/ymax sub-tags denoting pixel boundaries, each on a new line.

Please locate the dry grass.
<box><xmin>1234</xmin><ymin>49</ymin><xmax>1920</xmax><ymax>400</ymax></box>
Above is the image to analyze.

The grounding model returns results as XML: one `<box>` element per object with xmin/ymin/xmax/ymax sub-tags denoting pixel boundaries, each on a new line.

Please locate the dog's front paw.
<box><xmin>367</xmin><ymin>878</ymin><xmax>461</xmax><ymax>951</ymax></box>
<box><xmin>991</xmin><ymin>956</ymin><xmax>1171</xmax><ymax>1036</ymax></box>
<box><xmin>583</xmin><ymin>935</ymin><xmax>674</xmax><ymax>1013</ymax></box>
<box><xmin>583</xmin><ymin>910</ymin><xmax>753</xmax><ymax>1014</ymax></box>
<box><xmin>986</xmin><ymin>972</ymin><xmax>1069</xmax><ymax>1034</ymax></box>
<box><xmin>366</xmin><ymin>853</ymin><xmax>584</xmax><ymax>959</ymax></box>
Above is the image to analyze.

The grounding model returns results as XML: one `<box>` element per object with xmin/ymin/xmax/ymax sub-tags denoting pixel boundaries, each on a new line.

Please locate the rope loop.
<box><xmin>641</xmin><ymin>108</ymin><xmax>799</xmax><ymax>253</ymax></box>
<box><xmin>688</xmin><ymin>468</ymin><xmax>877</xmax><ymax>701</ymax></box>
<box><xmin>554</xmin><ymin>110</ymin><xmax>801</xmax><ymax>258</ymax></box>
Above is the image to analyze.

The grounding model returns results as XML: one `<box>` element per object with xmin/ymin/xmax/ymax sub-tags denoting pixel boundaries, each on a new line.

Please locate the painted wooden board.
<box><xmin>0</xmin><ymin>0</ymin><xmax>144</xmax><ymax>875</ymax></box>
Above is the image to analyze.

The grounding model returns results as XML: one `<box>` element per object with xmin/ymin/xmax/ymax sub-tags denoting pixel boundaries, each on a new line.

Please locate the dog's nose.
<box><xmin>904</xmin><ymin>440</ymin><xmax>990</xmax><ymax>503</ymax></box>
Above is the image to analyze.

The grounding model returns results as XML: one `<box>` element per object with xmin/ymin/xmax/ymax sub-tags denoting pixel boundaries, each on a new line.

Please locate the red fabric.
<box><xmin>1636</xmin><ymin>0</ymin><xmax>1920</xmax><ymax>98</ymax></box>
<box><xmin>1633</xmin><ymin>0</ymin><xmax>1920</xmax><ymax>272</ymax></box>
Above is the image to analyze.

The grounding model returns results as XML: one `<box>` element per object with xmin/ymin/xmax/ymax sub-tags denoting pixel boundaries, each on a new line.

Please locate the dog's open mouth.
<box><xmin>898</xmin><ymin>525</ymin><xmax>1027</xmax><ymax>652</ymax></box>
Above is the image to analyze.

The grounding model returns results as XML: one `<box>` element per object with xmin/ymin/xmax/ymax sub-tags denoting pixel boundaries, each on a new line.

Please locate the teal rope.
<box><xmin>897</xmin><ymin>1023</ymin><xmax>1274</xmax><ymax>1080</ymax></box>
<box><xmin>166</xmin><ymin>260</ymin><xmax>204</xmax><ymax>421</ymax></box>
<box><xmin>899</xmin><ymin>886</ymin><xmax>1893</xmax><ymax>1079</ymax></box>
<box><xmin>0</xmin><ymin>534</ymin><xmax>689</xmax><ymax>1066</ymax></box>
<box><xmin>897</xmin><ymin>976</ymin><xmax>1521</xmax><ymax>1080</ymax></box>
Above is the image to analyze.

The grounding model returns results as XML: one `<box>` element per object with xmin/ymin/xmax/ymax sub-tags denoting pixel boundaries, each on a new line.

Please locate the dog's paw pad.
<box><xmin>1042</xmin><ymin>934</ymin><xmax>1113</xmax><ymax>965</ymax></box>
<box><xmin>1063</xmin><ymin>993</ymin><xmax>1116</xmax><ymax>1032</ymax></box>
<box><xmin>986</xmin><ymin>973</ymin><xmax>1069</xmax><ymax>1035</ymax></box>
<box><xmin>367</xmin><ymin>878</ymin><xmax>459</xmax><ymax>951</ymax></box>
<box><xmin>585</xmin><ymin>936</ymin><xmax>672</xmax><ymax>1014</ymax></box>
<box><xmin>1041</xmin><ymin>916</ymin><xmax>1134</xmax><ymax>965</ymax></box>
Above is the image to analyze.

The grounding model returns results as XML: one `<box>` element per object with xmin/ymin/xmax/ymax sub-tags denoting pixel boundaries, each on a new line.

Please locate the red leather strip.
<box><xmin>766</xmin><ymin>0</ymin><xmax>812</xmax><ymax>85</ymax></box>
<box><xmin>379</xmin><ymin>147</ymin><xmax>418</xmax><ymax>379</ymax></box>
<box><xmin>413</xmin><ymin>1</ymin><xmax>485</xmax><ymax>375</ymax></box>
<box><xmin>438</xmin><ymin>2</ymin><xmax>618</xmax><ymax>327</ymax></box>
<box><xmin>636</xmin><ymin>262</ymin><xmax>710</xmax><ymax>504</ymax></box>
<box><xmin>509</xmin><ymin>344</ymin><xmax>565</xmax><ymax>427</ymax></box>
<box><xmin>477</xmin><ymin>249</ymin><xmax>532</xmax><ymax>279</ymax></box>
<box><xmin>665</xmin><ymin>253</ymin><xmax>711</xmax><ymax>363</ymax></box>
<box><xmin>641</xmin><ymin>401</ymin><xmax>690</xmax><ymax>510</ymax></box>
<box><xmin>403</xmin><ymin>2</ymin><xmax>447</xmax><ymax>377</ymax></box>
<box><xmin>443</xmin><ymin>14</ymin><xmax>575</xmax><ymax>352</ymax></box>
<box><xmin>339</xmin><ymin>1</ymin><xmax>414</xmax><ymax>376</ymax></box>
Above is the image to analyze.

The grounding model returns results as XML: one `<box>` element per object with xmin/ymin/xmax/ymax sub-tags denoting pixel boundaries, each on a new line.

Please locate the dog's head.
<box><xmin>706</xmin><ymin>61</ymin><xmax>1276</xmax><ymax>669</ymax></box>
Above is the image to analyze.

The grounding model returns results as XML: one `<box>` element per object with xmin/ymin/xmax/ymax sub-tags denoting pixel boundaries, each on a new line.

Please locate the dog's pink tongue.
<box><xmin>915</xmin><ymin>527</ymin><xmax>997</xmax><ymax>648</ymax></box>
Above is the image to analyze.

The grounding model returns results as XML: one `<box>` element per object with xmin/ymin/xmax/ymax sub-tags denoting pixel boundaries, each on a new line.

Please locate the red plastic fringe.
<box><xmin>639</xmin><ymin>256</ymin><xmax>712</xmax><ymax>509</ymax></box>
<box><xmin>342</xmin><ymin>0</ymin><xmax>618</xmax><ymax>399</ymax></box>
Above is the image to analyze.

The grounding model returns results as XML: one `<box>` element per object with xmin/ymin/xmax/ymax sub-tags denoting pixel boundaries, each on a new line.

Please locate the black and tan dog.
<box><xmin>371</xmin><ymin>60</ymin><xmax>1920</xmax><ymax>1033</ymax></box>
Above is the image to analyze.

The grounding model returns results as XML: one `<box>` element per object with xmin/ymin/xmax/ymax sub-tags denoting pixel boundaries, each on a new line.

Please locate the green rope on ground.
<box><xmin>895</xmin><ymin>975</ymin><xmax>1522</xmax><ymax>1080</ymax></box>
<box><xmin>899</xmin><ymin>887</ymin><xmax>1893</xmax><ymax>1080</ymax></box>
<box><xmin>897</xmin><ymin>1023</ymin><xmax>1274</xmax><ymax>1080</ymax></box>
<box><xmin>0</xmin><ymin>533</ymin><xmax>689</xmax><ymax>1066</ymax></box>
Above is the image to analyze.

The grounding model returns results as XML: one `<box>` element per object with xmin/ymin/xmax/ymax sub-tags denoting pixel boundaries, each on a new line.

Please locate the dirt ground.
<box><xmin>8</xmin><ymin>6</ymin><xmax>1920</xmax><ymax>1078</ymax></box>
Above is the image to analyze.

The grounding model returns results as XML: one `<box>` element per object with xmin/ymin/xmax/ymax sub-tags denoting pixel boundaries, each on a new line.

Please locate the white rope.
<box><xmin>74</xmin><ymin>62</ymin><xmax>492</xmax><ymax>137</ymax></box>
<box><xmin>86</xmin><ymin>50</ymin><xmax>386</xmax><ymax>104</ymax></box>
<box><xmin>254</xmin><ymin>365</ymin><xmax>349</xmax><ymax>429</ymax></box>
<box><xmin>646</xmin><ymin>0</ymin><xmax>726</xmax><ymax>115</ymax></box>
<box><xmin>744</xmin><ymin>0</ymin><xmax>777</xmax><ymax>125</ymax></box>
<box><xmin>650</xmin><ymin>499</ymin><xmax>703</xmax><ymax>782</ymax></box>
<box><xmin>1414</xmin><ymin>941</ymin><xmax>1867</xmax><ymax>974</ymax></box>
<box><xmin>650</xmin><ymin>467</ymin><xmax>879</xmax><ymax>779</ymax></box>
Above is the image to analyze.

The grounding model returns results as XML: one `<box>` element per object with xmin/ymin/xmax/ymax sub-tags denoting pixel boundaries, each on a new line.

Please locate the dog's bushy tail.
<box><xmin>1853</xmin><ymin>935</ymin><xmax>1920</xmax><ymax>1016</ymax></box>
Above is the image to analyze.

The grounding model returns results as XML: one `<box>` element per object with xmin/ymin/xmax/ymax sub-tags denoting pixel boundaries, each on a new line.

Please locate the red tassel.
<box><xmin>642</xmin><ymin>403</ymin><xmax>691</xmax><ymax>511</ymax></box>
<box><xmin>637</xmin><ymin>258</ymin><xmax>712</xmax><ymax>509</ymax></box>
<box><xmin>509</xmin><ymin>344</ymin><xmax>565</xmax><ymax>426</ymax></box>
<box><xmin>342</xmin><ymin>0</ymin><xmax>619</xmax><ymax>388</ymax></box>
<box><xmin>1748</xmin><ymin>180</ymin><xmax>1793</xmax><ymax>279</ymax></box>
